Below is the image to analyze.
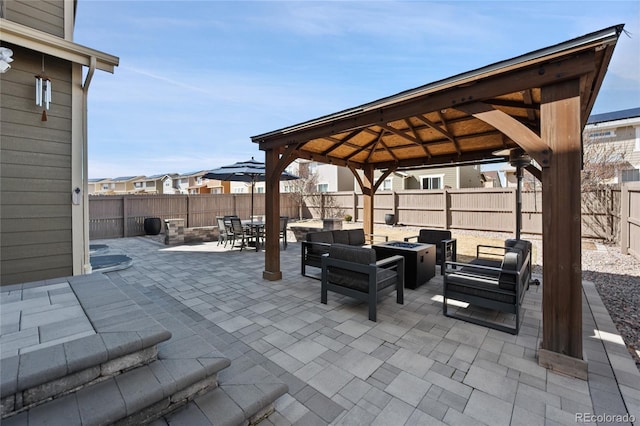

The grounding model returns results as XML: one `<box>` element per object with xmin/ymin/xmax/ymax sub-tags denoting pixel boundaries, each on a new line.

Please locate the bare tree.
<box><xmin>287</xmin><ymin>161</ymin><xmax>345</xmax><ymax>220</ymax></box>
<box><xmin>287</xmin><ymin>162</ymin><xmax>319</xmax><ymax>220</ymax></box>
<box><xmin>581</xmin><ymin>135</ymin><xmax>628</xmax><ymax>241</ymax></box>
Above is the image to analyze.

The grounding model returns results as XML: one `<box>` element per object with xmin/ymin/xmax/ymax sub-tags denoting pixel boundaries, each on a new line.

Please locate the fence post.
<box><xmin>620</xmin><ymin>184</ymin><xmax>629</xmax><ymax>255</ymax></box>
<box><xmin>123</xmin><ymin>196</ymin><xmax>129</xmax><ymax>238</ymax></box>
<box><xmin>512</xmin><ymin>187</ymin><xmax>518</xmax><ymax>237</ymax></box>
<box><xmin>186</xmin><ymin>194</ymin><xmax>191</xmax><ymax>228</ymax></box>
<box><xmin>352</xmin><ymin>191</ymin><xmax>357</xmax><ymax>222</ymax></box>
<box><xmin>442</xmin><ymin>189</ymin><xmax>449</xmax><ymax>229</ymax></box>
<box><xmin>392</xmin><ymin>191</ymin><xmax>398</xmax><ymax>223</ymax></box>
<box><xmin>232</xmin><ymin>194</ymin><xmax>237</xmax><ymax>218</ymax></box>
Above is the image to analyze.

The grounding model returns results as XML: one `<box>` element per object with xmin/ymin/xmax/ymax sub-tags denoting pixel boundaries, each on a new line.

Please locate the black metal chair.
<box><xmin>321</xmin><ymin>244</ymin><xmax>404</xmax><ymax>322</ymax></box>
<box><xmin>404</xmin><ymin>229</ymin><xmax>457</xmax><ymax>275</ymax></box>
<box><xmin>279</xmin><ymin>216</ymin><xmax>288</xmax><ymax>250</ymax></box>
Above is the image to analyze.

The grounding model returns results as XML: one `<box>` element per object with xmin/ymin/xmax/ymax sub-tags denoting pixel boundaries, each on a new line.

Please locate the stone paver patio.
<box><xmin>2</xmin><ymin>235</ymin><xmax>638</xmax><ymax>425</ymax></box>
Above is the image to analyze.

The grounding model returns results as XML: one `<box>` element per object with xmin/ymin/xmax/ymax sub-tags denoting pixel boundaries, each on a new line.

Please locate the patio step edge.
<box><xmin>163</xmin><ymin>365</ymin><xmax>289</xmax><ymax>426</ymax></box>
<box><xmin>0</xmin><ymin>356</ymin><xmax>231</xmax><ymax>426</ymax></box>
<box><xmin>1</xmin><ymin>273</ymin><xmax>174</xmax><ymax>417</ymax></box>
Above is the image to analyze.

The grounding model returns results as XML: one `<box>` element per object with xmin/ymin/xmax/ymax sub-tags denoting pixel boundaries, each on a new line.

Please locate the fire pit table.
<box><xmin>372</xmin><ymin>241</ymin><xmax>435</xmax><ymax>289</ymax></box>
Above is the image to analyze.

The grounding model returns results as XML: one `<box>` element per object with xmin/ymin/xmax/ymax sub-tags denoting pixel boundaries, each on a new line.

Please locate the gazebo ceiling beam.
<box><xmin>455</xmin><ymin>102</ymin><xmax>551</xmax><ymax>167</ymax></box>
<box><xmin>319</xmin><ymin>129</ymin><xmax>363</xmax><ymax>156</ymax></box>
<box><xmin>255</xmin><ymin>51</ymin><xmax>595</xmax><ymax>151</ymax></box>
<box><xmin>366</xmin><ymin>130</ymin><xmax>386</xmax><ymax>162</ymax></box>
<box><xmin>404</xmin><ymin>118</ymin><xmax>432</xmax><ymax>158</ymax></box>
<box><xmin>522</xmin><ymin>90</ymin><xmax>538</xmax><ymax>122</ymax></box>
<box><xmin>379</xmin><ymin>124</ymin><xmax>423</xmax><ymax>146</ymax></box>
<box><xmin>416</xmin><ymin>114</ymin><xmax>461</xmax><ymax>155</ymax></box>
<box><xmin>486</xmin><ymin>98</ymin><xmax>541</xmax><ymax>111</ymax></box>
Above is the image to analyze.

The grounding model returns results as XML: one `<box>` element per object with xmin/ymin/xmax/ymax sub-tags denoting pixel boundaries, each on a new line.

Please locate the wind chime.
<box><xmin>35</xmin><ymin>56</ymin><xmax>51</xmax><ymax>121</ymax></box>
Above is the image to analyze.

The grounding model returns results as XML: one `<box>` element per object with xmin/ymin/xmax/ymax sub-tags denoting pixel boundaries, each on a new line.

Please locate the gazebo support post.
<box><xmin>362</xmin><ymin>165</ymin><xmax>375</xmax><ymax>236</ymax></box>
<box><xmin>538</xmin><ymin>79</ymin><xmax>587</xmax><ymax>379</ymax></box>
<box><xmin>263</xmin><ymin>148</ymin><xmax>282</xmax><ymax>281</ymax></box>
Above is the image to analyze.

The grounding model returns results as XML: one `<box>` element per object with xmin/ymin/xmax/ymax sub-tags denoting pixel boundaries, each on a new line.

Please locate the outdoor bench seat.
<box><xmin>321</xmin><ymin>244</ymin><xmax>404</xmax><ymax>322</ymax></box>
<box><xmin>301</xmin><ymin>229</ymin><xmax>388</xmax><ymax>279</ymax></box>
<box><xmin>443</xmin><ymin>238</ymin><xmax>534</xmax><ymax>334</ymax></box>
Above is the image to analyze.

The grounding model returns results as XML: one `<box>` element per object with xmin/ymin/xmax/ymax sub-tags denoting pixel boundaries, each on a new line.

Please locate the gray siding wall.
<box><xmin>458</xmin><ymin>165</ymin><xmax>483</xmax><ymax>188</ymax></box>
<box><xmin>336</xmin><ymin>166</ymin><xmax>354</xmax><ymax>191</ymax></box>
<box><xmin>3</xmin><ymin>0</ymin><xmax>65</xmax><ymax>37</ymax></box>
<box><xmin>1</xmin><ymin>44</ymin><xmax>73</xmax><ymax>285</ymax></box>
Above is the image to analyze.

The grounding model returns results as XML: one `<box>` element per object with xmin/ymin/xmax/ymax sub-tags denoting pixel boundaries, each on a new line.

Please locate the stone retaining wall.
<box><xmin>164</xmin><ymin>219</ymin><xmax>218</xmax><ymax>245</ymax></box>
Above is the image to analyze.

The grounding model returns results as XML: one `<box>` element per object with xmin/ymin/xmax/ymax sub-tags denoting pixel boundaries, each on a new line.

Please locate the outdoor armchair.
<box><xmin>442</xmin><ymin>238</ymin><xmax>534</xmax><ymax>334</ymax></box>
<box><xmin>321</xmin><ymin>244</ymin><xmax>404</xmax><ymax>322</ymax></box>
<box><xmin>302</xmin><ymin>229</ymin><xmax>389</xmax><ymax>279</ymax></box>
<box><xmin>404</xmin><ymin>229</ymin><xmax>456</xmax><ymax>275</ymax></box>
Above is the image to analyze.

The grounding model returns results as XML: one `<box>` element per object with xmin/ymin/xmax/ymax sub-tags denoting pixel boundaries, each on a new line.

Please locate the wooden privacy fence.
<box><xmin>620</xmin><ymin>182</ymin><xmax>640</xmax><ymax>259</ymax></box>
<box><xmin>90</xmin><ymin>187</ymin><xmax>622</xmax><ymax>243</ymax></box>
<box><xmin>89</xmin><ymin>193</ymin><xmax>298</xmax><ymax>239</ymax></box>
<box><xmin>303</xmin><ymin>187</ymin><xmax>621</xmax><ymax>241</ymax></box>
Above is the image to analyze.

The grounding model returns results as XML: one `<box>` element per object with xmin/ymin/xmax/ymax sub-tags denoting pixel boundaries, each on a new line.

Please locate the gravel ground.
<box><xmin>582</xmin><ymin>241</ymin><xmax>640</xmax><ymax>371</ymax></box>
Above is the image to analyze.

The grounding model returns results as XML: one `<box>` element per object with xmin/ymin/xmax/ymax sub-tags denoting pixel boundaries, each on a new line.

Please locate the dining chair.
<box><xmin>216</xmin><ymin>216</ymin><xmax>229</xmax><ymax>247</ymax></box>
<box><xmin>229</xmin><ymin>217</ymin><xmax>248</xmax><ymax>251</ymax></box>
<box><xmin>279</xmin><ymin>216</ymin><xmax>289</xmax><ymax>250</ymax></box>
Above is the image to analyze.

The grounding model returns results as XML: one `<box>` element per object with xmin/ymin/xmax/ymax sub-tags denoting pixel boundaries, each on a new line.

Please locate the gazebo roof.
<box><xmin>252</xmin><ymin>25</ymin><xmax>624</xmax><ymax>172</ymax></box>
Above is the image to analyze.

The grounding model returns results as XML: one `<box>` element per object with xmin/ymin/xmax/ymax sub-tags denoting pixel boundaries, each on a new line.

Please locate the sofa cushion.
<box><xmin>329</xmin><ymin>243</ymin><xmax>375</xmax><ymax>264</ymax></box>
<box><xmin>308</xmin><ymin>231</ymin><xmax>334</xmax><ymax>244</ymax></box>
<box><xmin>418</xmin><ymin>229</ymin><xmax>452</xmax><ymax>244</ymax></box>
<box><xmin>446</xmin><ymin>278</ymin><xmax>516</xmax><ymax>305</ymax></box>
<box><xmin>332</xmin><ymin>230</ymin><xmax>350</xmax><ymax>245</ymax></box>
<box><xmin>498</xmin><ymin>251</ymin><xmax>520</xmax><ymax>291</ymax></box>
<box><xmin>347</xmin><ymin>229</ymin><xmax>366</xmax><ymax>246</ymax></box>
<box><xmin>307</xmin><ymin>231</ymin><xmax>334</xmax><ymax>255</ymax></box>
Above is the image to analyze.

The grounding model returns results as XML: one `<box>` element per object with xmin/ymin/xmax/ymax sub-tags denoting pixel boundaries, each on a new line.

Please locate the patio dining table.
<box><xmin>241</xmin><ymin>220</ymin><xmax>265</xmax><ymax>252</ymax></box>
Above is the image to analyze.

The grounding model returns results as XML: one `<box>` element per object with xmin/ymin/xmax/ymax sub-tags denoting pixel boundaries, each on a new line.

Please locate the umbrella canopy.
<box><xmin>203</xmin><ymin>157</ymin><xmax>298</xmax><ymax>221</ymax></box>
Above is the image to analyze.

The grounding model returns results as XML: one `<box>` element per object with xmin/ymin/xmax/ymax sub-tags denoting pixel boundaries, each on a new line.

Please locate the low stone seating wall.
<box><xmin>164</xmin><ymin>219</ymin><xmax>218</xmax><ymax>245</ymax></box>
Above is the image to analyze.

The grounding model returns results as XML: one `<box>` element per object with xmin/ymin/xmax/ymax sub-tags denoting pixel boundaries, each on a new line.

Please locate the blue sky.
<box><xmin>74</xmin><ymin>1</ymin><xmax>640</xmax><ymax>179</ymax></box>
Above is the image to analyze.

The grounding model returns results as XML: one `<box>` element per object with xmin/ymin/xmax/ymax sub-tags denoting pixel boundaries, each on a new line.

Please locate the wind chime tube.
<box><xmin>44</xmin><ymin>78</ymin><xmax>51</xmax><ymax>110</ymax></box>
<box><xmin>35</xmin><ymin>76</ymin><xmax>42</xmax><ymax>106</ymax></box>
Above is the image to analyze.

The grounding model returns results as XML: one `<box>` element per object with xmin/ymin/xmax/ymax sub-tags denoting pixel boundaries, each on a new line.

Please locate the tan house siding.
<box><xmin>1</xmin><ymin>44</ymin><xmax>73</xmax><ymax>284</ymax></box>
<box><xmin>457</xmin><ymin>165</ymin><xmax>483</xmax><ymax>188</ymax></box>
<box><xmin>3</xmin><ymin>0</ymin><xmax>65</xmax><ymax>38</ymax></box>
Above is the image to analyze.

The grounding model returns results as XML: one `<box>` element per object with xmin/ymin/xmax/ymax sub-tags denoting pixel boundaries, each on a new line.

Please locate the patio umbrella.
<box><xmin>203</xmin><ymin>157</ymin><xmax>298</xmax><ymax>222</ymax></box>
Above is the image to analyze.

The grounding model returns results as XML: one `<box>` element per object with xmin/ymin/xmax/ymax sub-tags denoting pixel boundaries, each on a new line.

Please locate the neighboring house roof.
<box><xmin>180</xmin><ymin>170</ymin><xmax>206</xmax><ymax>177</ymax></box>
<box><xmin>482</xmin><ymin>171</ymin><xmax>500</xmax><ymax>182</ymax></box>
<box><xmin>111</xmin><ymin>176</ymin><xmax>142</xmax><ymax>182</ymax></box>
<box><xmin>587</xmin><ymin>107</ymin><xmax>640</xmax><ymax>125</ymax></box>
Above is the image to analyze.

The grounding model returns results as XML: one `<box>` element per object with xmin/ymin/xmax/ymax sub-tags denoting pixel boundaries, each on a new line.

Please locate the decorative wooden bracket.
<box><xmin>456</xmin><ymin>102</ymin><xmax>552</xmax><ymax>168</ymax></box>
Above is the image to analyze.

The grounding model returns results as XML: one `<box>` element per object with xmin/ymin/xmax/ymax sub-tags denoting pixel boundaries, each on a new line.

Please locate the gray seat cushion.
<box><xmin>326</xmin><ymin>244</ymin><xmax>397</xmax><ymax>292</ymax></box>
<box><xmin>307</xmin><ymin>232</ymin><xmax>334</xmax><ymax>255</ymax></box>
<box><xmin>347</xmin><ymin>229</ymin><xmax>366</xmax><ymax>246</ymax></box>
<box><xmin>332</xmin><ymin>230</ymin><xmax>350</xmax><ymax>245</ymax></box>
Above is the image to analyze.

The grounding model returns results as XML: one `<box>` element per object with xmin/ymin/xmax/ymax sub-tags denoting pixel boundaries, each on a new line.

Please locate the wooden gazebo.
<box><xmin>252</xmin><ymin>25</ymin><xmax>624</xmax><ymax>378</ymax></box>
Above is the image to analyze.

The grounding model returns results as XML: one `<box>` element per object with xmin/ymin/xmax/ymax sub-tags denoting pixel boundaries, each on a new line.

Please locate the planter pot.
<box><xmin>144</xmin><ymin>217</ymin><xmax>162</xmax><ymax>235</ymax></box>
<box><xmin>384</xmin><ymin>213</ymin><xmax>396</xmax><ymax>226</ymax></box>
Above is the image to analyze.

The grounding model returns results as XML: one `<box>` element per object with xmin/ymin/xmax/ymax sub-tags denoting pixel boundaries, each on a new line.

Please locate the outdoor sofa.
<box><xmin>321</xmin><ymin>243</ymin><xmax>404</xmax><ymax>322</ymax></box>
<box><xmin>301</xmin><ymin>229</ymin><xmax>388</xmax><ymax>278</ymax></box>
<box><xmin>442</xmin><ymin>239</ymin><xmax>534</xmax><ymax>334</ymax></box>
